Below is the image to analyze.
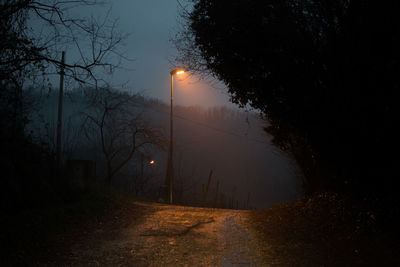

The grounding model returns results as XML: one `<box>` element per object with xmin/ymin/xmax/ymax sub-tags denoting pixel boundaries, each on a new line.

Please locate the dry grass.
<box><xmin>247</xmin><ymin>193</ymin><xmax>400</xmax><ymax>266</ymax></box>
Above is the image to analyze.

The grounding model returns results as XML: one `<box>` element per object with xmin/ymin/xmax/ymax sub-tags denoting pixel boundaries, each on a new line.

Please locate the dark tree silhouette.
<box><xmin>1</xmin><ymin>0</ymin><xmax>126</xmax><ymax>140</ymax></box>
<box><xmin>0</xmin><ymin>0</ymin><xmax>127</xmax><ymax>210</ymax></box>
<box><xmin>82</xmin><ymin>88</ymin><xmax>165</xmax><ymax>184</ymax></box>
<box><xmin>1</xmin><ymin>0</ymin><xmax>125</xmax><ymax>87</ymax></box>
<box><xmin>175</xmin><ymin>0</ymin><xmax>400</xmax><ymax>199</ymax></box>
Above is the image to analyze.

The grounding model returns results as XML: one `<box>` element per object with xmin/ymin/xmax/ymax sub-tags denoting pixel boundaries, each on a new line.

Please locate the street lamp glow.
<box><xmin>149</xmin><ymin>160</ymin><xmax>155</xmax><ymax>165</ymax></box>
<box><xmin>165</xmin><ymin>68</ymin><xmax>187</xmax><ymax>204</ymax></box>
<box><xmin>170</xmin><ymin>69</ymin><xmax>185</xmax><ymax>75</ymax></box>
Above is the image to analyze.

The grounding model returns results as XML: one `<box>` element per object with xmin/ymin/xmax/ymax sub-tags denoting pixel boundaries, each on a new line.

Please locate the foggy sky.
<box><xmin>98</xmin><ymin>0</ymin><xmax>234</xmax><ymax>107</ymax></box>
<box><xmin>27</xmin><ymin>0</ymin><xmax>303</xmax><ymax>208</ymax></box>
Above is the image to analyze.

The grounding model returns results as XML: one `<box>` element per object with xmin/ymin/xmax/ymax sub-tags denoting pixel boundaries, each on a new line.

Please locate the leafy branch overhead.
<box><xmin>175</xmin><ymin>0</ymin><xmax>400</xmax><ymax>196</ymax></box>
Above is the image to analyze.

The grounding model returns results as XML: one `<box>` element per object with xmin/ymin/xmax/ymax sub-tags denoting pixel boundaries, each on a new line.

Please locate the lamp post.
<box><xmin>165</xmin><ymin>69</ymin><xmax>185</xmax><ymax>204</ymax></box>
<box><xmin>137</xmin><ymin>153</ymin><xmax>155</xmax><ymax>196</ymax></box>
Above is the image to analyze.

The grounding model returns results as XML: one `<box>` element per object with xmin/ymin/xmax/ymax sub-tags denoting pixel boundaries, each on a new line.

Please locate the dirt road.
<box><xmin>36</xmin><ymin>197</ymin><xmax>398</xmax><ymax>266</ymax></box>
<box><xmin>60</xmin><ymin>201</ymin><xmax>269</xmax><ymax>266</ymax></box>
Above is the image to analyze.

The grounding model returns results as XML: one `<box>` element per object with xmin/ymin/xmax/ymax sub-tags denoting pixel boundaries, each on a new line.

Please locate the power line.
<box><xmin>142</xmin><ymin>104</ymin><xmax>271</xmax><ymax>145</ymax></box>
<box><xmin>174</xmin><ymin>113</ymin><xmax>269</xmax><ymax>145</ymax></box>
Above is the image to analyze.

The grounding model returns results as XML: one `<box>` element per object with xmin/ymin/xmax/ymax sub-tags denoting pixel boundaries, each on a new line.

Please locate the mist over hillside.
<box><xmin>27</xmin><ymin>87</ymin><xmax>301</xmax><ymax>209</ymax></box>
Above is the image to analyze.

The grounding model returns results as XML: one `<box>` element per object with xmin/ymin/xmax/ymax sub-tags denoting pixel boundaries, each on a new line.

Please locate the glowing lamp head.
<box><xmin>149</xmin><ymin>160</ymin><xmax>155</xmax><ymax>165</ymax></box>
<box><xmin>171</xmin><ymin>69</ymin><xmax>185</xmax><ymax>75</ymax></box>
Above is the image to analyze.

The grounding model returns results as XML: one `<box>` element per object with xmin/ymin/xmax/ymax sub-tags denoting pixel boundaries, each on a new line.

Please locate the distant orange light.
<box><xmin>176</xmin><ymin>70</ymin><xmax>185</xmax><ymax>75</ymax></box>
<box><xmin>149</xmin><ymin>160</ymin><xmax>155</xmax><ymax>165</ymax></box>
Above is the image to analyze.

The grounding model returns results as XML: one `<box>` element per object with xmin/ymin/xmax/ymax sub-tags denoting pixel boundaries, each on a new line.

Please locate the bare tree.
<box><xmin>128</xmin><ymin>151</ymin><xmax>159</xmax><ymax>196</ymax></box>
<box><xmin>1</xmin><ymin>0</ymin><xmax>127</xmax><ymax>88</ymax></box>
<box><xmin>82</xmin><ymin>88</ymin><xmax>165</xmax><ymax>184</ymax></box>
<box><xmin>1</xmin><ymin>0</ymin><xmax>128</xmax><ymax>158</ymax></box>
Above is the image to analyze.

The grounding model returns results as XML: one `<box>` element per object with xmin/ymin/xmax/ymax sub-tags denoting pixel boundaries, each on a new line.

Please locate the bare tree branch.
<box><xmin>82</xmin><ymin>88</ymin><xmax>166</xmax><ymax>184</ymax></box>
<box><xmin>1</xmin><ymin>0</ymin><xmax>129</xmax><ymax>88</ymax></box>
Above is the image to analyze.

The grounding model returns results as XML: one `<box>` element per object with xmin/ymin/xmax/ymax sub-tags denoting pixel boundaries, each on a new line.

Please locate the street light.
<box><xmin>165</xmin><ymin>68</ymin><xmax>185</xmax><ymax>204</ymax></box>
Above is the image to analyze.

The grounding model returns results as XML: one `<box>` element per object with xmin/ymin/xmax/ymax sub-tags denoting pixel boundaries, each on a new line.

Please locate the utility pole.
<box><xmin>56</xmin><ymin>51</ymin><xmax>65</xmax><ymax>168</ymax></box>
<box><xmin>164</xmin><ymin>69</ymin><xmax>184</xmax><ymax>204</ymax></box>
<box><xmin>168</xmin><ymin>72</ymin><xmax>174</xmax><ymax>204</ymax></box>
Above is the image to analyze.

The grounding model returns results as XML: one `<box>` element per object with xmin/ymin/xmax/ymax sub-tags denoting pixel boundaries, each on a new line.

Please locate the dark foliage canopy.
<box><xmin>177</xmin><ymin>0</ymin><xmax>400</xmax><ymax>197</ymax></box>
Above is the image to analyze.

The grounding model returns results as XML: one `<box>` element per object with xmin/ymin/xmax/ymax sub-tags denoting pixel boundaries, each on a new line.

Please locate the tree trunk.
<box><xmin>106</xmin><ymin>162</ymin><xmax>113</xmax><ymax>185</ymax></box>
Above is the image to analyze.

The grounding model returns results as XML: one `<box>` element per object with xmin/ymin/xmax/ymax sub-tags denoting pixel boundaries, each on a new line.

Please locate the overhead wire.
<box><xmin>141</xmin><ymin>103</ymin><xmax>285</xmax><ymax>158</ymax></box>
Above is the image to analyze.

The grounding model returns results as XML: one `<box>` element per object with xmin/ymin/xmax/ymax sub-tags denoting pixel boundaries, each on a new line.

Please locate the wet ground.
<box><xmin>61</xmin><ymin>201</ymin><xmax>268</xmax><ymax>266</ymax></box>
<box><xmin>20</xmin><ymin>196</ymin><xmax>399</xmax><ymax>266</ymax></box>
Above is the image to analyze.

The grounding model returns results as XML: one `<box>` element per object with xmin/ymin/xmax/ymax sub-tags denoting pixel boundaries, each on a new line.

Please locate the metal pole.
<box><xmin>169</xmin><ymin>73</ymin><xmax>174</xmax><ymax>204</ymax></box>
<box><xmin>56</xmin><ymin>51</ymin><xmax>65</xmax><ymax>168</ymax></box>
